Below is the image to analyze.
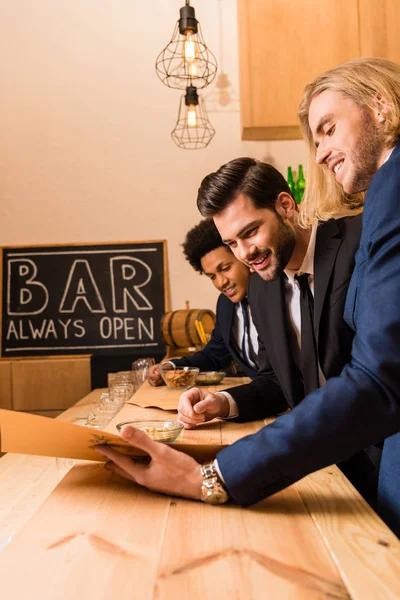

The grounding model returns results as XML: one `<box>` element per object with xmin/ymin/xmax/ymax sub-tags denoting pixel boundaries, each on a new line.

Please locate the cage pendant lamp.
<box><xmin>171</xmin><ymin>86</ymin><xmax>215</xmax><ymax>149</ymax></box>
<box><xmin>155</xmin><ymin>1</ymin><xmax>217</xmax><ymax>90</ymax></box>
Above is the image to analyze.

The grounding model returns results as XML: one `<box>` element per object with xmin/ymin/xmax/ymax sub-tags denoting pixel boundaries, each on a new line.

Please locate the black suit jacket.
<box><xmin>171</xmin><ymin>293</ymin><xmax>258</xmax><ymax>379</ymax></box>
<box><xmin>227</xmin><ymin>215</ymin><xmax>362</xmax><ymax>420</ymax></box>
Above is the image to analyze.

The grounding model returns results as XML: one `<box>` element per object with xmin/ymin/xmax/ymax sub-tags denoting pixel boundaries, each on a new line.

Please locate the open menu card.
<box><xmin>0</xmin><ymin>409</ymin><xmax>223</xmax><ymax>462</ymax></box>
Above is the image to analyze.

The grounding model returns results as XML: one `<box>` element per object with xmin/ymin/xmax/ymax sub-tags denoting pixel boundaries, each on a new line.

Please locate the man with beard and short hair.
<box><xmin>176</xmin><ymin>158</ymin><xmax>363</xmax><ymax>430</ymax></box>
<box><xmin>96</xmin><ymin>58</ymin><xmax>400</xmax><ymax>537</ymax></box>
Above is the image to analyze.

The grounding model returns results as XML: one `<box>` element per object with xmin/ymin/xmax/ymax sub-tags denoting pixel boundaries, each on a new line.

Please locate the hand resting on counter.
<box><xmin>177</xmin><ymin>387</ymin><xmax>230</xmax><ymax>429</ymax></box>
<box><xmin>147</xmin><ymin>364</ymin><xmax>164</xmax><ymax>386</ymax></box>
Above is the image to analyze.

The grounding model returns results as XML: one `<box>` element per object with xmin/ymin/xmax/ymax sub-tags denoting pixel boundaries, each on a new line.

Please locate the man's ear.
<box><xmin>275</xmin><ymin>192</ymin><xmax>297</xmax><ymax>219</ymax></box>
<box><xmin>372</xmin><ymin>94</ymin><xmax>390</xmax><ymax>124</ymax></box>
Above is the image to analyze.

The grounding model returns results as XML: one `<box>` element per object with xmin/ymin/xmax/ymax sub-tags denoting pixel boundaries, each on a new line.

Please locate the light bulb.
<box><xmin>188</xmin><ymin>61</ymin><xmax>197</xmax><ymax>77</ymax></box>
<box><xmin>182</xmin><ymin>31</ymin><xmax>197</xmax><ymax>63</ymax></box>
<box><xmin>187</xmin><ymin>105</ymin><xmax>197</xmax><ymax>127</ymax></box>
<box><xmin>155</xmin><ymin>2</ymin><xmax>218</xmax><ymax>91</ymax></box>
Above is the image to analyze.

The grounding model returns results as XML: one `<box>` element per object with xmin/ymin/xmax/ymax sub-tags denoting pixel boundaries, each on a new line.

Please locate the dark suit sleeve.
<box><xmin>222</xmin><ymin>334</ymin><xmax>288</xmax><ymax>421</ymax></box>
<box><xmin>171</xmin><ymin>295</ymin><xmax>233</xmax><ymax>372</ymax></box>
<box><xmin>217</xmin><ymin>160</ymin><xmax>400</xmax><ymax>507</ymax></box>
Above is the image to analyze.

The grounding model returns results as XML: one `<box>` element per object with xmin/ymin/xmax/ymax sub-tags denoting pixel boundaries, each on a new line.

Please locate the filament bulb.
<box><xmin>183</xmin><ymin>31</ymin><xmax>197</xmax><ymax>63</ymax></box>
<box><xmin>187</xmin><ymin>105</ymin><xmax>197</xmax><ymax>127</ymax></box>
<box><xmin>188</xmin><ymin>61</ymin><xmax>197</xmax><ymax>77</ymax></box>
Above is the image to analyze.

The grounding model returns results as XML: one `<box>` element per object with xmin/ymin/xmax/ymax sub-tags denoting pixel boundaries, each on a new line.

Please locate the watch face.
<box><xmin>212</xmin><ymin>488</ymin><xmax>230</xmax><ymax>505</ymax></box>
<box><xmin>201</xmin><ymin>479</ymin><xmax>229</xmax><ymax>504</ymax></box>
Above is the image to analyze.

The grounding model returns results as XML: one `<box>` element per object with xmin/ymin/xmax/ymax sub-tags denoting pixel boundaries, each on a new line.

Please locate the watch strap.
<box><xmin>200</xmin><ymin>461</ymin><xmax>229</xmax><ymax>505</ymax></box>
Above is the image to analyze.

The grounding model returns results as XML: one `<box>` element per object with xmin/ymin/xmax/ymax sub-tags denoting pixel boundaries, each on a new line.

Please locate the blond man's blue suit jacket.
<box><xmin>217</xmin><ymin>145</ymin><xmax>400</xmax><ymax>536</ymax></box>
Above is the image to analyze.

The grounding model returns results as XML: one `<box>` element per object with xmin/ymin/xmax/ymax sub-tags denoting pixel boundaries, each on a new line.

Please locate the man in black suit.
<box><xmin>147</xmin><ymin>218</ymin><xmax>259</xmax><ymax>385</ymax></box>
<box><xmin>176</xmin><ymin>158</ymin><xmax>361</xmax><ymax>422</ymax></box>
<box><xmin>176</xmin><ymin>159</ymin><xmax>376</xmax><ymax>503</ymax></box>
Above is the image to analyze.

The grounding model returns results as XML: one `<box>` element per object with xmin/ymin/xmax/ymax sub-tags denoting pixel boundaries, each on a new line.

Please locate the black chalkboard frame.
<box><xmin>0</xmin><ymin>240</ymin><xmax>170</xmax><ymax>359</ymax></box>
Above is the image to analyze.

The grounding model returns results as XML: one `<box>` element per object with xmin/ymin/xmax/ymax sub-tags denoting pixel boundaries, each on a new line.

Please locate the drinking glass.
<box><xmin>86</xmin><ymin>413</ymin><xmax>112</xmax><ymax>430</ymax></box>
<box><xmin>108</xmin><ymin>372</ymin><xmax>135</xmax><ymax>401</ymax></box>
<box><xmin>132</xmin><ymin>357</ymin><xmax>156</xmax><ymax>387</ymax></box>
<box><xmin>85</xmin><ymin>390</ymin><xmax>124</xmax><ymax>429</ymax></box>
<box><xmin>108</xmin><ymin>371</ymin><xmax>136</xmax><ymax>389</ymax></box>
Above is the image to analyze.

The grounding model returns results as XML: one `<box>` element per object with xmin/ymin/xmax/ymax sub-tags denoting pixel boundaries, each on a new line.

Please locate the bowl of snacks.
<box><xmin>159</xmin><ymin>366</ymin><xmax>199</xmax><ymax>390</ymax></box>
<box><xmin>116</xmin><ymin>420</ymin><xmax>184</xmax><ymax>443</ymax></box>
<box><xmin>195</xmin><ymin>371</ymin><xmax>226</xmax><ymax>386</ymax></box>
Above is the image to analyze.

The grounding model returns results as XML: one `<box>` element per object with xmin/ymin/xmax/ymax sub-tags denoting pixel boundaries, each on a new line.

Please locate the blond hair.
<box><xmin>298</xmin><ymin>58</ymin><xmax>400</xmax><ymax>227</ymax></box>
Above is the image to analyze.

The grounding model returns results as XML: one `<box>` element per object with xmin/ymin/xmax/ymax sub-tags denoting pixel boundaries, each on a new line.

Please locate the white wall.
<box><xmin>0</xmin><ymin>0</ymin><xmax>307</xmax><ymax>312</ymax></box>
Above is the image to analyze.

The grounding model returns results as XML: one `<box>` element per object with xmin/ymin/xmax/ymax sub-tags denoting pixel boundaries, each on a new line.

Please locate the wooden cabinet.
<box><xmin>0</xmin><ymin>358</ymin><xmax>91</xmax><ymax>415</ymax></box>
<box><xmin>0</xmin><ymin>362</ymin><xmax>12</xmax><ymax>410</ymax></box>
<box><xmin>238</xmin><ymin>0</ymin><xmax>400</xmax><ymax>140</ymax></box>
<box><xmin>359</xmin><ymin>0</ymin><xmax>400</xmax><ymax>58</ymax></box>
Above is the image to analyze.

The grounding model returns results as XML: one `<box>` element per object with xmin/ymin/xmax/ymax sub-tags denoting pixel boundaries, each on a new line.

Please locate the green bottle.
<box><xmin>287</xmin><ymin>166</ymin><xmax>295</xmax><ymax>198</ymax></box>
<box><xmin>296</xmin><ymin>164</ymin><xmax>306</xmax><ymax>204</ymax></box>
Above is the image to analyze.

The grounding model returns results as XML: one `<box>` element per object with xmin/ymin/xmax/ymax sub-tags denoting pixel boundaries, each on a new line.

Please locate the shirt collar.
<box><xmin>284</xmin><ymin>225</ymin><xmax>316</xmax><ymax>283</ymax></box>
<box><xmin>383</xmin><ymin>147</ymin><xmax>395</xmax><ymax>164</ymax></box>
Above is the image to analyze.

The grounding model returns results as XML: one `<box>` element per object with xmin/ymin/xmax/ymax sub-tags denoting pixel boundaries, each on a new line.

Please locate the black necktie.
<box><xmin>295</xmin><ymin>273</ymin><xmax>319</xmax><ymax>395</ymax></box>
<box><xmin>240</xmin><ymin>298</ymin><xmax>257</xmax><ymax>366</ymax></box>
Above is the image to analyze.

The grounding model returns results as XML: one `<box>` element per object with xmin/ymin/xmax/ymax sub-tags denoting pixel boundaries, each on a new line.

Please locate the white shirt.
<box><xmin>166</xmin><ymin>300</ymin><xmax>259</xmax><ymax>371</ymax></box>
<box><xmin>283</xmin><ymin>225</ymin><xmax>326</xmax><ymax>388</ymax></box>
<box><xmin>383</xmin><ymin>147</ymin><xmax>395</xmax><ymax>164</ymax></box>
<box><xmin>231</xmin><ymin>301</ymin><xmax>259</xmax><ymax>370</ymax></box>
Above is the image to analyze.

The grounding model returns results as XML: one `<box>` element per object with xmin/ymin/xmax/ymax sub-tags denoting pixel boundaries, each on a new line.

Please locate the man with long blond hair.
<box><xmin>96</xmin><ymin>58</ymin><xmax>400</xmax><ymax>537</ymax></box>
<box><xmin>298</xmin><ymin>57</ymin><xmax>400</xmax><ymax>226</ymax></box>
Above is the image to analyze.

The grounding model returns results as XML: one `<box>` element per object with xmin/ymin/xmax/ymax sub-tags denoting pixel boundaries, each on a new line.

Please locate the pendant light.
<box><xmin>171</xmin><ymin>86</ymin><xmax>215</xmax><ymax>149</ymax></box>
<box><xmin>155</xmin><ymin>1</ymin><xmax>218</xmax><ymax>90</ymax></box>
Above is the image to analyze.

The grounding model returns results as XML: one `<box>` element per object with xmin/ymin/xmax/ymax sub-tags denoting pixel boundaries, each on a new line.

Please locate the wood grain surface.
<box><xmin>0</xmin><ymin>383</ymin><xmax>399</xmax><ymax>599</ymax></box>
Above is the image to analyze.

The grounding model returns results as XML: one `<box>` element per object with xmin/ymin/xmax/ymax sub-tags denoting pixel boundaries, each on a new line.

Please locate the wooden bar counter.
<box><xmin>0</xmin><ymin>379</ymin><xmax>399</xmax><ymax>599</ymax></box>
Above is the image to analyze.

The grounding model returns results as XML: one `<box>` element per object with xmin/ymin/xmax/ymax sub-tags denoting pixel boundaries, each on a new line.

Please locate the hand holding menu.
<box><xmin>0</xmin><ymin>409</ymin><xmax>223</xmax><ymax>462</ymax></box>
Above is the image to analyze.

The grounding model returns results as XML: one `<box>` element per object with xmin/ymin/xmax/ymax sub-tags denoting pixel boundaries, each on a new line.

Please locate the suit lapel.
<box><xmin>225</xmin><ymin>299</ymin><xmax>246</xmax><ymax>367</ymax></box>
<box><xmin>224</xmin><ymin>297</ymin><xmax>235</xmax><ymax>347</ymax></box>
<box><xmin>313</xmin><ymin>220</ymin><xmax>342</xmax><ymax>338</ymax></box>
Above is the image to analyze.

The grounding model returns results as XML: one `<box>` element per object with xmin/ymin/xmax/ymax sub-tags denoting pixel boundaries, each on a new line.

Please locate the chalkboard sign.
<box><xmin>1</xmin><ymin>241</ymin><xmax>168</xmax><ymax>357</ymax></box>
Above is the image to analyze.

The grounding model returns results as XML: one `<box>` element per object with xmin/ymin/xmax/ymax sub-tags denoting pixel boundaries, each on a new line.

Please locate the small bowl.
<box><xmin>195</xmin><ymin>371</ymin><xmax>226</xmax><ymax>386</ymax></box>
<box><xmin>116</xmin><ymin>420</ymin><xmax>184</xmax><ymax>443</ymax></box>
<box><xmin>159</xmin><ymin>366</ymin><xmax>200</xmax><ymax>390</ymax></box>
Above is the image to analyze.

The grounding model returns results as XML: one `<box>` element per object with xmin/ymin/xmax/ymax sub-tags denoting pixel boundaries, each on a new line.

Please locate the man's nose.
<box><xmin>216</xmin><ymin>273</ymin><xmax>229</xmax><ymax>290</ymax></box>
<box><xmin>237</xmin><ymin>240</ymin><xmax>251</xmax><ymax>263</ymax></box>
<box><xmin>316</xmin><ymin>140</ymin><xmax>330</xmax><ymax>165</ymax></box>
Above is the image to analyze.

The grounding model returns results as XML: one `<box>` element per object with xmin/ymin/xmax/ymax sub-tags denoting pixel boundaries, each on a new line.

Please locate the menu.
<box><xmin>0</xmin><ymin>409</ymin><xmax>223</xmax><ymax>462</ymax></box>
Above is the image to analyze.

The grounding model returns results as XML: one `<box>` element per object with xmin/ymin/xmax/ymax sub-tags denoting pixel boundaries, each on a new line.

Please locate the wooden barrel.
<box><xmin>161</xmin><ymin>309</ymin><xmax>216</xmax><ymax>348</ymax></box>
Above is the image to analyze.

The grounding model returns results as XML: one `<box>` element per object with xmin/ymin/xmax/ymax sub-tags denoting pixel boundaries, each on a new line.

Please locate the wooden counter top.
<box><xmin>0</xmin><ymin>380</ymin><xmax>399</xmax><ymax>599</ymax></box>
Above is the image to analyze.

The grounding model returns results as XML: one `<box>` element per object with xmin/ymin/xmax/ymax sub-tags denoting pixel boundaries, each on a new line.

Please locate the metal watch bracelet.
<box><xmin>200</xmin><ymin>461</ymin><xmax>229</xmax><ymax>505</ymax></box>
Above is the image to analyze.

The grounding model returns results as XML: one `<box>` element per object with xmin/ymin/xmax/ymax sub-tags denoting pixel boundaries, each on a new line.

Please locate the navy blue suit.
<box><xmin>171</xmin><ymin>293</ymin><xmax>258</xmax><ymax>379</ymax></box>
<box><xmin>217</xmin><ymin>146</ymin><xmax>400</xmax><ymax>535</ymax></box>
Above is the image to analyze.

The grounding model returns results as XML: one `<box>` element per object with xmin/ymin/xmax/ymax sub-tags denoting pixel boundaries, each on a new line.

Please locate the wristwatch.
<box><xmin>200</xmin><ymin>460</ymin><xmax>230</xmax><ymax>505</ymax></box>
